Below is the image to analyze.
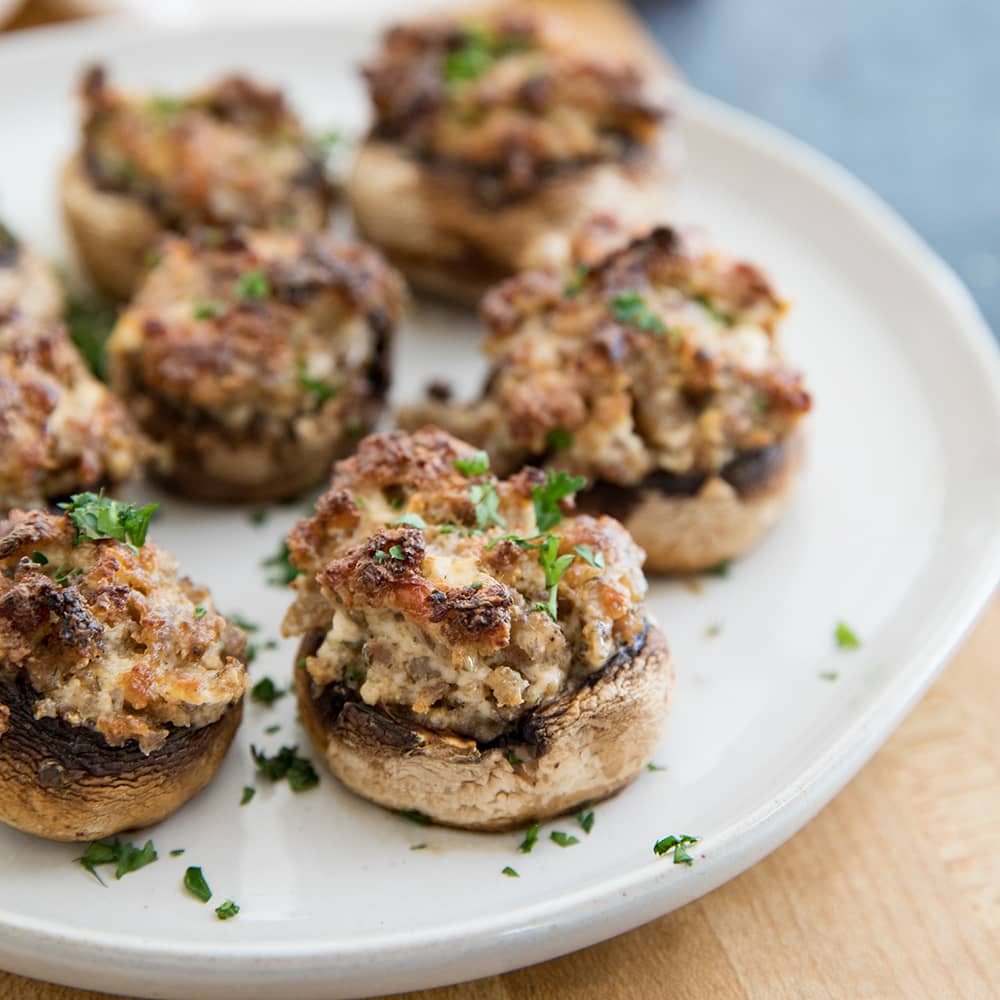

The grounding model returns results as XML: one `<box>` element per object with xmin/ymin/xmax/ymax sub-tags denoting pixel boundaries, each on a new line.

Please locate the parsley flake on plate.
<box><xmin>251</xmin><ymin>745</ymin><xmax>319</xmax><ymax>792</ymax></box>
<box><xmin>251</xmin><ymin>677</ymin><xmax>287</xmax><ymax>706</ymax></box>
<box><xmin>262</xmin><ymin>540</ymin><xmax>302</xmax><ymax>586</ymax></box>
<box><xmin>393</xmin><ymin>808</ymin><xmax>432</xmax><ymax>826</ymax></box>
<box><xmin>550</xmin><ymin>831</ymin><xmax>579</xmax><ymax>848</ymax></box>
<box><xmin>240</xmin><ymin>786</ymin><xmax>256</xmax><ymax>806</ymax></box>
<box><xmin>183</xmin><ymin>866</ymin><xmax>212</xmax><ymax>903</ymax></box>
<box><xmin>576</xmin><ymin>809</ymin><xmax>595</xmax><ymax>834</ymax></box>
<box><xmin>77</xmin><ymin>838</ymin><xmax>158</xmax><ymax>885</ymax></box>
<box><xmin>834</xmin><ymin>621</ymin><xmax>861</xmax><ymax>649</ymax></box>
<box><xmin>653</xmin><ymin>834</ymin><xmax>699</xmax><ymax>865</ymax></box>
<box><xmin>215</xmin><ymin>900</ymin><xmax>240</xmax><ymax>921</ymax></box>
<box><xmin>517</xmin><ymin>822</ymin><xmax>540</xmax><ymax>854</ymax></box>
<box><xmin>501</xmin><ymin>866</ymin><xmax>520</xmax><ymax>878</ymax></box>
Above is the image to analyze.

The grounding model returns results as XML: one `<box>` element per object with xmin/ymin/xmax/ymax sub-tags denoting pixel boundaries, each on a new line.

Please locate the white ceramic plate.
<box><xmin>1</xmin><ymin>16</ymin><xmax>999</xmax><ymax>1000</ymax></box>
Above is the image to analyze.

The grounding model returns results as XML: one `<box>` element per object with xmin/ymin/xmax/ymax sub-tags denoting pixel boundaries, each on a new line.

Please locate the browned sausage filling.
<box><xmin>283</xmin><ymin>428</ymin><xmax>649</xmax><ymax>743</ymax></box>
<box><xmin>363</xmin><ymin>12</ymin><xmax>666</xmax><ymax>203</ymax></box>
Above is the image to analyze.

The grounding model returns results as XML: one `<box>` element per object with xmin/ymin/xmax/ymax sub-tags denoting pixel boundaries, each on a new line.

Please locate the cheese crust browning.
<box><xmin>0</xmin><ymin>509</ymin><xmax>247</xmax><ymax>754</ymax></box>
<box><xmin>408</xmin><ymin>226</ymin><xmax>811</xmax><ymax>487</ymax></box>
<box><xmin>284</xmin><ymin>427</ymin><xmax>648</xmax><ymax>744</ymax></box>
<box><xmin>364</xmin><ymin>12</ymin><xmax>666</xmax><ymax>203</ymax></box>
<box><xmin>0</xmin><ymin>314</ymin><xmax>143</xmax><ymax>513</ymax></box>
<box><xmin>79</xmin><ymin>66</ymin><xmax>332</xmax><ymax>233</ymax></box>
<box><xmin>107</xmin><ymin>229</ymin><xmax>404</xmax><ymax>500</ymax></box>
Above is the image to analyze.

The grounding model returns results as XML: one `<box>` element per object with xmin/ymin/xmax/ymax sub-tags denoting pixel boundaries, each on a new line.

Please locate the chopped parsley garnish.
<box><xmin>834</xmin><ymin>621</ymin><xmax>861</xmax><ymax>650</ymax></box>
<box><xmin>517</xmin><ymin>822</ymin><xmax>540</xmax><ymax>854</ymax></box>
<box><xmin>296</xmin><ymin>360</ymin><xmax>338</xmax><ymax>404</ymax></box>
<box><xmin>442</xmin><ymin>26</ymin><xmax>496</xmax><ymax>85</ymax></box>
<box><xmin>53</xmin><ymin>565</ymin><xmax>84</xmax><ymax>583</ymax></box>
<box><xmin>393</xmin><ymin>808</ymin><xmax>432</xmax><ymax>826</ymax></box>
<box><xmin>170</xmin><ymin>849</ymin><xmax>185</xmax><ymax>857</ymax></box>
<box><xmin>265</xmin><ymin>723</ymin><xmax>281</xmax><ymax>734</ymax></box>
<box><xmin>550</xmin><ymin>831</ymin><xmax>579</xmax><ymax>848</ymax></box>
<box><xmin>193</xmin><ymin>606</ymin><xmax>207</xmax><ymax>619</ymax></box>
<box><xmin>563</xmin><ymin>264</ymin><xmax>588</xmax><ymax>297</ymax></box>
<box><xmin>573</xmin><ymin>545</ymin><xmax>605</xmax><ymax>570</ymax></box>
<box><xmin>646</xmin><ymin>762</ymin><xmax>666</xmax><ymax>772</ymax></box>
<box><xmin>77</xmin><ymin>838</ymin><xmax>158</xmax><ymax>885</ymax></box>
<box><xmin>374</xmin><ymin>549</ymin><xmax>388</xmax><ymax>564</ymax></box>
<box><xmin>705</xmin><ymin>560</ymin><xmax>731</xmax><ymax>578</ymax></box>
<box><xmin>532</xmin><ymin>470</ymin><xmax>587</xmax><ymax>533</ymax></box>
<box><xmin>59</xmin><ymin>491</ymin><xmax>158</xmax><ymax>550</ymax></box>
<box><xmin>576</xmin><ymin>809</ymin><xmax>595</xmax><ymax>834</ymax></box>
<box><xmin>183</xmin><ymin>866</ymin><xmax>212</xmax><ymax>903</ymax></box>
<box><xmin>454</xmin><ymin>451</ymin><xmax>490</xmax><ymax>477</ymax></box>
<box><xmin>609</xmin><ymin>290</ymin><xmax>666</xmax><ymax>335</ymax></box>
<box><xmin>501</xmin><ymin>866</ymin><xmax>520</xmax><ymax>878</ymax></box>
<box><xmin>240</xmin><ymin>786</ymin><xmax>255</xmax><ymax>806</ymax></box>
<box><xmin>388</xmin><ymin>544</ymin><xmax>405</xmax><ymax>560</ymax></box>
<box><xmin>410</xmin><ymin>843</ymin><xmax>428</xmax><ymax>851</ymax></box>
<box><xmin>229</xmin><ymin>613</ymin><xmax>259</xmax><ymax>632</ymax></box>
<box><xmin>653</xmin><ymin>834</ymin><xmax>699</xmax><ymax>865</ymax></box>
<box><xmin>694</xmin><ymin>293</ymin><xmax>734</xmax><ymax>327</ymax></box>
<box><xmin>193</xmin><ymin>302</ymin><xmax>221</xmax><ymax>320</ymax></box>
<box><xmin>505</xmin><ymin>749</ymin><xmax>520</xmax><ymax>766</ymax></box>
<box><xmin>438</xmin><ymin>524</ymin><xmax>456</xmax><ymax>534</ymax></box>
<box><xmin>262</xmin><ymin>540</ymin><xmax>302</xmax><ymax>586</ymax></box>
<box><xmin>65</xmin><ymin>294</ymin><xmax>117</xmax><ymax>379</ymax></box>
<box><xmin>248</xmin><ymin>508</ymin><xmax>270</xmax><ymax>526</ymax></box>
<box><xmin>819</xmin><ymin>671</ymin><xmax>839</xmax><ymax>682</ymax></box>
<box><xmin>533</xmin><ymin>534</ymin><xmax>575</xmax><ymax>621</ymax></box>
<box><xmin>251</xmin><ymin>745</ymin><xmax>319</xmax><ymax>791</ymax></box>
<box><xmin>393</xmin><ymin>512</ymin><xmax>428</xmax><ymax>529</ymax></box>
<box><xmin>705</xmin><ymin>622</ymin><xmax>723</xmax><ymax>638</ymax></box>
<box><xmin>251</xmin><ymin>677</ymin><xmax>287</xmax><ymax>706</ymax></box>
<box><xmin>545</xmin><ymin>428</ymin><xmax>574</xmax><ymax>451</ymax></box>
<box><xmin>29</xmin><ymin>551</ymin><xmax>48</xmax><ymax>565</ymax></box>
<box><xmin>235</xmin><ymin>269</ymin><xmax>270</xmax><ymax>300</ymax></box>
<box><xmin>470</xmin><ymin>482</ymin><xmax>505</xmax><ymax>531</ymax></box>
<box><xmin>215</xmin><ymin>900</ymin><xmax>240</xmax><ymax>920</ymax></box>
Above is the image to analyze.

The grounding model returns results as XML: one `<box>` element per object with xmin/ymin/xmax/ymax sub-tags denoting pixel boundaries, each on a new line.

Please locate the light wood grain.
<box><xmin>3</xmin><ymin>1</ymin><xmax>999</xmax><ymax>998</ymax></box>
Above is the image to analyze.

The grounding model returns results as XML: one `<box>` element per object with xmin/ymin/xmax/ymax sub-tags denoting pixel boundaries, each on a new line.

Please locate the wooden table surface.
<box><xmin>2</xmin><ymin>1</ymin><xmax>999</xmax><ymax>998</ymax></box>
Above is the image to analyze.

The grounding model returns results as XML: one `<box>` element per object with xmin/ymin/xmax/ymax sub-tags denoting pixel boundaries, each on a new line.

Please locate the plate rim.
<box><xmin>0</xmin><ymin>13</ymin><xmax>999</xmax><ymax>994</ymax></box>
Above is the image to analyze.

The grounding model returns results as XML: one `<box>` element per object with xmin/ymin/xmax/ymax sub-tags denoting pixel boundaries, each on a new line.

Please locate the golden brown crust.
<box><xmin>107</xmin><ymin>229</ymin><xmax>403</xmax><ymax>502</ymax></box>
<box><xmin>64</xmin><ymin>66</ymin><xmax>333</xmax><ymax>299</ymax></box>
<box><xmin>0</xmin><ymin>313</ymin><xmax>144</xmax><ymax>513</ymax></box>
<box><xmin>349</xmin><ymin>11</ymin><xmax>674</xmax><ymax>302</ymax></box>
<box><xmin>295</xmin><ymin>622</ymin><xmax>673</xmax><ymax>831</ymax></box>
<box><xmin>284</xmin><ymin>428</ymin><xmax>649</xmax><ymax>744</ymax></box>
<box><xmin>0</xmin><ymin>509</ymin><xmax>248</xmax><ymax>752</ymax></box>
<box><xmin>0</xmin><ymin>686</ymin><xmax>242</xmax><ymax>842</ymax></box>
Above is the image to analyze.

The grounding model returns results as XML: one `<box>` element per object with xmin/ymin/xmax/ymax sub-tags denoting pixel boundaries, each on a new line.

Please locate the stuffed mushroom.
<box><xmin>0</xmin><ymin>497</ymin><xmax>248</xmax><ymax>842</ymax></box>
<box><xmin>106</xmin><ymin>228</ymin><xmax>404</xmax><ymax>503</ymax></box>
<box><xmin>0</xmin><ymin>312</ymin><xmax>144</xmax><ymax>514</ymax></box>
<box><xmin>348</xmin><ymin>12</ymin><xmax>673</xmax><ymax>304</ymax></box>
<box><xmin>0</xmin><ymin>222</ymin><xmax>63</xmax><ymax>322</ymax></box>
<box><xmin>283</xmin><ymin>427</ymin><xmax>674</xmax><ymax>831</ymax></box>
<box><xmin>404</xmin><ymin>226</ymin><xmax>812</xmax><ymax>573</ymax></box>
<box><xmin>62</xmin><ymin>66</ymin><xmax>334</xmax><ymax>299</ymax></box>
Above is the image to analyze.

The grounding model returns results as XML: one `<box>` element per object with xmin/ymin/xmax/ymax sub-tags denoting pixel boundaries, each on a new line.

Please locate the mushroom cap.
<box><xmin>60</xmin><ymin>153</ymin><xmax>162</xmax><ymax>300</ymax></box>
<box><xmin>581</xmin><ymin>432</ymin><xmax>805</xmax><ymax>573</ymax></box>
<box><xmin>348</xmin><ymin>138</ymin><xmax>675</xmax><ymax>305</ymax></box>
<box><xmin>296</xmin><ymin>622</ymin><xmax>673</xmax><ymax>831</ymax></box>
<box><xmin>0</xmin><ymin>680</ymin><xmax>243</xmax><ymax>843</ymax></box>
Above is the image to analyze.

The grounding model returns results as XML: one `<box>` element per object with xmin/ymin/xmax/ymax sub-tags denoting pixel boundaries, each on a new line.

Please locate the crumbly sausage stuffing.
<box><xmin>108</xmin><ymin>229</ymin><xmax>403</xmax><ymax>461</ymax></box>
<box><xmin>363</xmin><ymin>12</ymin><xmax>666</xmax><ymax>200</ymax></box>
<box><xmin>415</xmin><ymin>226</ymin><xmax>811</xmax><ymax>483</ymax></box>
<box><xmin>0</xmin><ymin>314</ymin><xmax>143</xmax><ymax>512</ymax></box>
<box><xmin>283</xmin><ymin>427</ymin><xmax>648</xmax><ymax>743</ymax></box>
<box><xmin>80</xmin><ymin>66</ymin><xmax>331</xmax><ymax>230</ymax></box>
<box><xmin>0</xmin><ymin>509</ymin><xmax>247</xmax><ymax>753</ymax></box>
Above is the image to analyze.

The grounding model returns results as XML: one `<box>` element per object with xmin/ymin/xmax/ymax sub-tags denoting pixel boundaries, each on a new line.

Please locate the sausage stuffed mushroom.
<box><xmin>0</xmin><ymin>498</ymin><xmax>248</xmax><ymax>842</ymax></box>
<box><xmin>0</xmin><ymin>312</ymin><xmax>143</xmax><ymax>514</ymax></box>
<box><xmin>283</xmin><ymin>427</ymin><xmax>674</xmax><ymax>831</ymax></box>
<box><xmin>62</xmin><ymin>66</ymin><xmax>334</xmax><ymax>299</ymax></box>
<box><xmin>349</xmin><ymin>12</ymin><xmax>673</xmax><ymax>303</ymax></box>
<box><xmin>106</xmin><ymin>228</ymin><xmax>404</xmax><ymax>503</ymax></box>
<box><xmin>0</xmin><ymin>222</ymin><xmax>63</xmax><ymax>323</ymax></box>
<box><xmin>405</xmin><ymin>226</ymin><xmax>812</xmax><ymax>573</ymax></box>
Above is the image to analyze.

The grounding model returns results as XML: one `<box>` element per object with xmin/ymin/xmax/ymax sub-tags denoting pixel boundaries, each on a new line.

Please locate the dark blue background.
<box><xmin>633</xmin><ymin>0</ymin><xmax>1000</xmax><ymax>335</ymax></box>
